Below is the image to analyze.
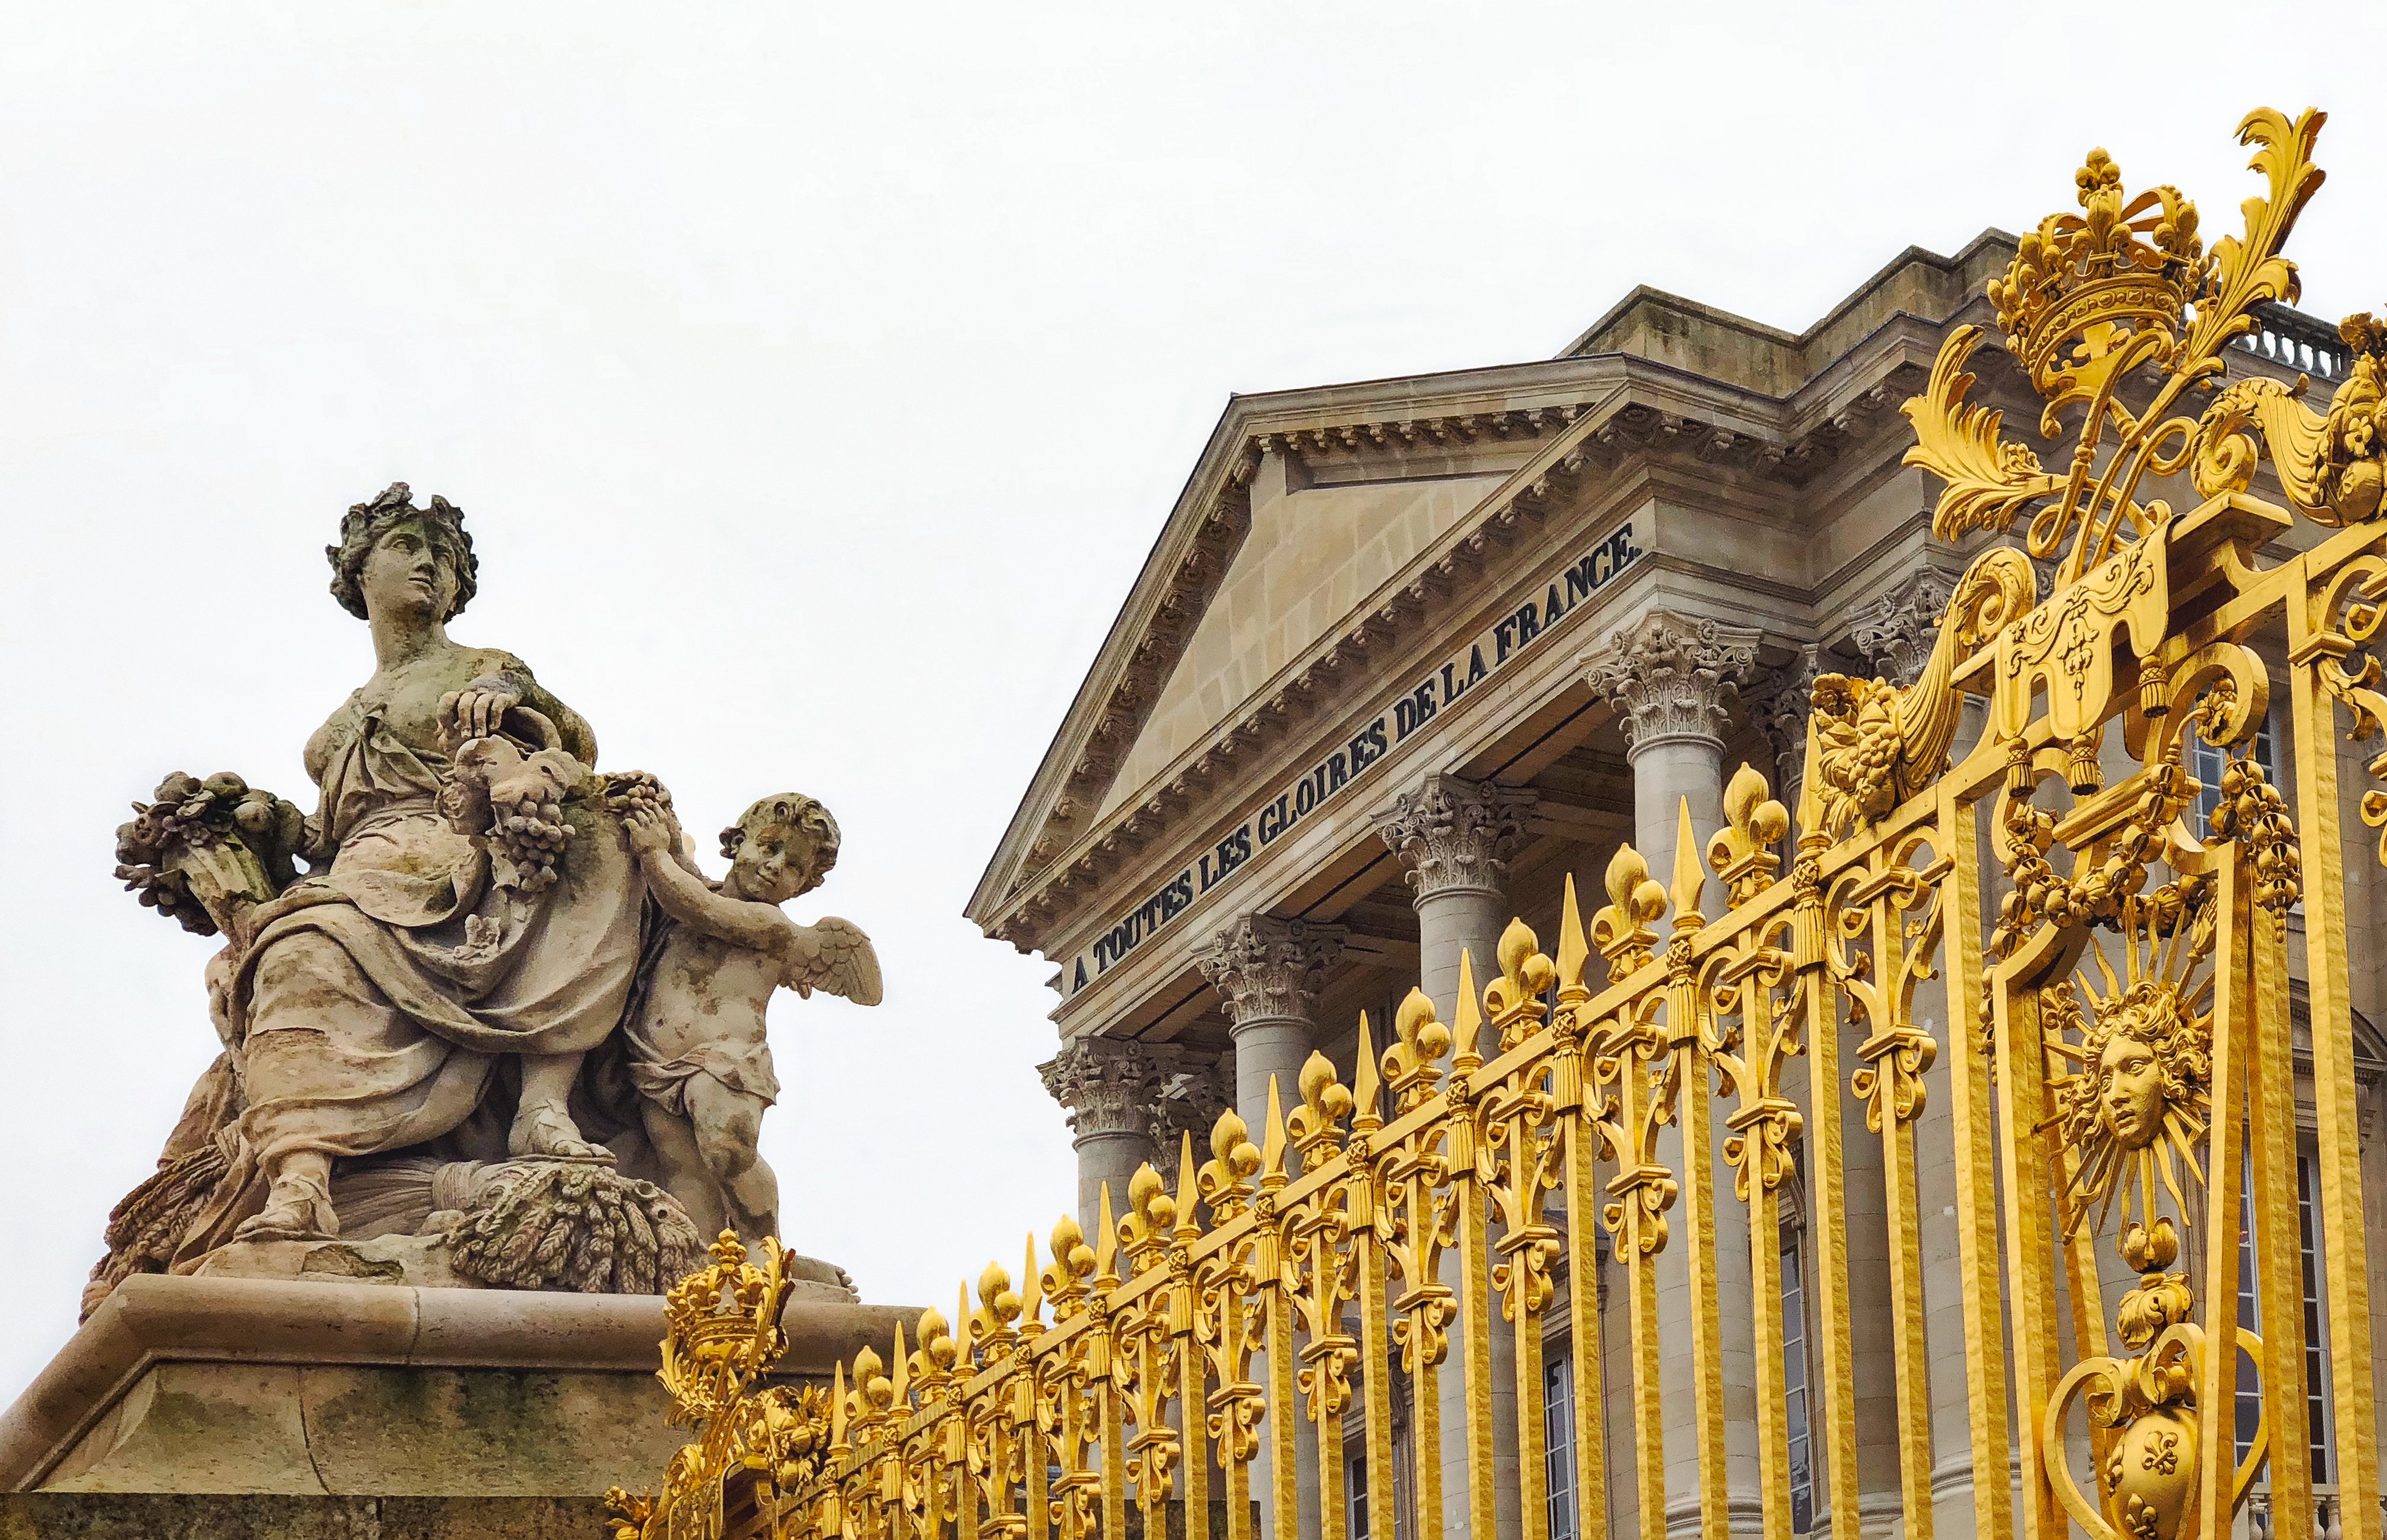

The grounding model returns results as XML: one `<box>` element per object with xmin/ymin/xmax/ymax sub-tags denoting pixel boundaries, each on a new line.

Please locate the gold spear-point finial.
<box><xmin>1092</xmin><ymin>1181</ymin><xmax>1119</xmax><ymax>1288</ymax></box>
<box><xmin>890</xmin><ymin>1317</ymin><xmax>910</xmax><ymax>1404</ymax></box>
<box><xmin>1259</xmin><ymin>1074</ymin><xmax>1290</xmax><ymax>1191</ymax></box>
<box><xmin>1020</xmin><ymin>1232</ymin><xmax>1044</xmax><ymax>1326</ymax></box>
<box><xmin>829</xmin><ymin>1358</ymin><xmax>850</xmax><ymax>1448</ymax></box>
<box><xmin>1352</xmin><ymin>1011</ymin><xmax>1383</xmax><ymax>1135</ymax></box>
<box><xmin>1669</xmin><ymin>797</ymin><xmax>1706</xmax><ymax>932</ymax></box>
<box><xmin>953</xmin><ymin>1280</ymin><xmax>974</xmax><ymax>1369</ymax></box>
<box><xmin>1794</xmin><ymin>713</ymin><xmax>1830</xmax><ymax>852</ymax></box>
<box><xmin>1555</xmin><ymin>872</ymin><xmax>1590</xmax><ymax>1003</ymax></box>
<box><xmin>1452</xmin><ymin>947</ymin><xmax>1485</xmax><ymax>1072</ymax></box>
<box><xmin>1173</xmin><ymin>1133</ymin><xmax>1202</xmax><ymax>1242</ymax></box>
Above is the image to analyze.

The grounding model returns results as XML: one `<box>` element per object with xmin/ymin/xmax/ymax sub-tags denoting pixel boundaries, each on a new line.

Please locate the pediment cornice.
<box><xmin>970</xmin><ymin>238</ymin><xmax>2035</xmax><ymax>953</ymax></box>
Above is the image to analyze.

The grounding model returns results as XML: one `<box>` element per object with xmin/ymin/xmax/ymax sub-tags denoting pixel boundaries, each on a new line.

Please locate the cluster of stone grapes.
<box><xmin>598</xmin><ymin>770</ymin><xmax>673</xmax><ymax>819</ymax></box>
<box><xmin>490</xmin><ymin>791</ymin><xmax>575</xmax><ymax>895</ymax></box>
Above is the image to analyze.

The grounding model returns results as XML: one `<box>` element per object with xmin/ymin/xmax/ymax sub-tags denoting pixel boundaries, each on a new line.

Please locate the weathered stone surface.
<box><xmin>0</xmin><ymin>1493</ymin><xmax>609</xmax><ymax>1539</ymax></box>
<box><xmin>1</xmin><ymin>1275</ymin><xmax>922</xmax><ymax>1499</ymax></box>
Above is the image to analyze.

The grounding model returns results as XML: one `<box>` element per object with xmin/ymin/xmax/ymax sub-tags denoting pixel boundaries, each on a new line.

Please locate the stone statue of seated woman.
<box><xmin>87</xmin><ymin>484</ymin><xmax>866</xmax><ymax>1307</ymax></box>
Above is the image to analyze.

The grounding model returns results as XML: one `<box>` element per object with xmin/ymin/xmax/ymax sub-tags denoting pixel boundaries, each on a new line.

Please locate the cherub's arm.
<box><xmin>625</xmin><ymin>809</ymin><xmax>793</xmax><ymax>954</ymax></box>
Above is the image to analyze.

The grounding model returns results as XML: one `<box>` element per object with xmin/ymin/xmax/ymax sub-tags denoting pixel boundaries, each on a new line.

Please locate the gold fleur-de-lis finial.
<box><xmin>1707</xmin><ymin>762</ymin><xmax>1788</xmax><ymax>904</ymax></box>
<box><xmin>1383</xmin><ymin>987</ymin><xmax>1452</xmax><ymax>1112</ymax></box>
<box><xmin>1590</xmin><ymin>843</ymin><xmax>1667</xmax><ymax>980</ymax></box>
<box><xmin>1197</xmin><ymin>1107</ymin><xmax>1262</xmax><ymax>1223</ymax></box>
<box><xmin>1285</xmin><ymin>1051</ymin><xmax>1353</xmax><ymax>1170</ymax></box>
<box><xmin>1484</xmin><ymin>916</ymin><xmax>1555</xmax><ymax>1049</ymax></box>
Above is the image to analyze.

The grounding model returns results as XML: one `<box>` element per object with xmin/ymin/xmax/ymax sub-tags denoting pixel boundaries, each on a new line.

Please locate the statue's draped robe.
<box><xmin>178</xmin><ymin>683</ymin><xmax>645</xmax><ymax>1260</ymax></box>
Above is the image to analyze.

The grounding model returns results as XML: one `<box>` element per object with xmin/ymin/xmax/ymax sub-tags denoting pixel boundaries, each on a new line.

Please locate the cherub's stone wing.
<box><xmin>786</xmin><ymin>917</ymin><xmax>883</xmax><ymax>1006</ymax></box>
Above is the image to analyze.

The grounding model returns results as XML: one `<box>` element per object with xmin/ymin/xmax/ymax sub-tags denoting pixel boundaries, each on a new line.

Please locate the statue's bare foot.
<box><xmin>234</xmin><ymin>1171</ymin><xmax>339</xmax><ymax>1243</ymax></box>
<box><xmin>508</xmin><ymin>1098</ymin><xmax>611</xmax><ymax>1162</ymax></box>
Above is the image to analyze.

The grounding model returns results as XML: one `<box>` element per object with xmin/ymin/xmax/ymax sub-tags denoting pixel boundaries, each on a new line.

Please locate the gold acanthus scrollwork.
<box><xmin>2305</xmin><ymin>553</ymin><xmax>2387</xmax><ymax>866</ymax></box>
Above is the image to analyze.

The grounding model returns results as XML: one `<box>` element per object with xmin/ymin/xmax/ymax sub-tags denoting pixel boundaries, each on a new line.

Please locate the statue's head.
<box><xmin>327</xmin><ymin>482</ymin><xmax>479</xmax><ymax>624</ymax></box>
<box><xmin>719</xmin><ymin>793</ymin><xmax>840</xmax><ymax>905</ymax></box>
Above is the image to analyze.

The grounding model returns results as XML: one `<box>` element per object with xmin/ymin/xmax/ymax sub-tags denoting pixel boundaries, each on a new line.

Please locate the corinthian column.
<box><xmin>1582</xmin><ymin>610</ymin><xmax>1763</xmax><ymax>1539</ymax></box>
<box><xmin>1195</xmin><ymin>913</ymin><xmax>1346</xmax><ymax>1540</ymax></box>
<box><xmin>1040</xmin><ymin>1037</ymin><xmax>1179</xmax><ymax>1233</ymax></box>
<box><xmin>1377</xmin><ymin>772</ymin><xmax>1537</xmax><ymax>1540</ymax></box>
<box><xmin>1195</xmin><ymin>914</ymin><xmax>1347</xmax><ymax>1134</ymax></box>
<box><xmin>1581</xmin><ymin>610</ymin><xmax>1761</xmax><ymax>907</ymax></box>
<box><xmin>1375</xmin><ymin>773</ymin><xmax>1537</xmax><ymax>1035</ymax></box>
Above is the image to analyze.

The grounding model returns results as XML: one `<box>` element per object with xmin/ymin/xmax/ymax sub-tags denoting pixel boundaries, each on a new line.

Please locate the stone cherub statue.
<box><xmin>619</xmin><ymin>791</ymin><xmax>882</xmax><ymax>1243</ymax></box>
<box><xmin>89</xmin><ymin>484</ymin><xmax>875</xmax><ymax>1309</ymax></box>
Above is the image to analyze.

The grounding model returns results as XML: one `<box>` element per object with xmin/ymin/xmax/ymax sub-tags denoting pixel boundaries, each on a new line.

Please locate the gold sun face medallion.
<box><xmin>2043</xmin><ymin>879</ymin><xmax>2216</xmax><ymax>1242</ymax></box>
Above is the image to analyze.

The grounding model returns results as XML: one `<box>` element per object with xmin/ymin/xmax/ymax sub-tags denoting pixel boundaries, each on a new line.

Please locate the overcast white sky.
<box><xmin>3</xmin><ymin>2</ymin><xmax>2383</xmax><ymax>1405</ymax></box>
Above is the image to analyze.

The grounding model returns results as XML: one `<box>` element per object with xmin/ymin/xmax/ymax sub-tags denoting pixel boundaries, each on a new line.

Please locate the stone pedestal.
<box><xmin>0</xmin><ymin>1274</ymin><xmax>918</xmax><ymax>1537</ymax></box>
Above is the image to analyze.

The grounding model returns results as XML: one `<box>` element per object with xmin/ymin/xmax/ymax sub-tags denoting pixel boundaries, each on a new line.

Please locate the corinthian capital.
<box><xmin>1040</xmin><ymin>1037</ymin><xmax>1180</xmax><ymax>1140</ymax></box>
<box><xmin>1845</xmin><ymin>571</ymin><xmax>1954</xmax><ymax>688</ymax></box>
<box><xmin>1580</xmin><ymin>609</ymin><xmax>1761</xmax><ymax>752</ymax></box>
<box><xmin>1748</xmin><ymin>643</ymin><xmax>1826</xmax><ymax>794</ymax></box>
<box><xmin>1375</xmin><ymin>773</ymin><xmax>1537</xmax><ymax>899</ymax></box>
<box><xmin>1195</xmin><ymin>915</ymin><xmax>1346</xmax><ymax>1025</ymax></box>
<box><xmin>1150</xmin><ymin>1054</ymin><xmax>1230</xmax><ymax>1151</ymax></box>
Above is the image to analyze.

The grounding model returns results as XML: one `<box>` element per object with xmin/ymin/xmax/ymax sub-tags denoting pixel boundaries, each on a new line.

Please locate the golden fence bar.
<box><xmin>610</xmin><ymin>104</ymin><xmax>2383</xmax><ymax>1540</ymax></box>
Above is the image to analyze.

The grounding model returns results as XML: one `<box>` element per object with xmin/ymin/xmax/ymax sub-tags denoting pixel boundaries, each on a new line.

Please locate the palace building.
<box><xmin>967</xmin><ymin>232</ymin><xmax>2387</xmax><ymax>1540</ymax></box>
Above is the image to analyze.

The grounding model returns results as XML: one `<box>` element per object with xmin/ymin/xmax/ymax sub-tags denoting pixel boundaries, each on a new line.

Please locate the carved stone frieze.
<box><xmin>1580</xmin><ymin>609</ymin><xmax>1762</xmax><ymax>752</ymax></box>
<box><xmin>1375</xmin><ymin>774</ymin><xmax>1537</xmax><ymax>899</ymax></box>
<box><xmin>1846</xmin><ymin>570</ymin><xmax>1955</xmax><ymax>688</ymax></box>
<box><xmin>1194</xmin><ymin>914</ymin><xmax>1347</xmax><ymax>1026</ymax></box>
<box><xmin>1039</xmin><ymin>1037</ymin><xmax>1182</xmax><ymax>1141</ymax></box>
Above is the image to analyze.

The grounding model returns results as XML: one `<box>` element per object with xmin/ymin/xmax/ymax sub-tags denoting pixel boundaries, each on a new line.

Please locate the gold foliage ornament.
<box><xmin>1903</xmin><ymin>108</ymin><xmax>2386</xmax><ymax>588</ymax></box>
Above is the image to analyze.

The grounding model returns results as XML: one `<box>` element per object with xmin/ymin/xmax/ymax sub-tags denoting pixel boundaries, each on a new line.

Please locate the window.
<box><xmin>1546</xmin><ymin>1351</ymin><xmax>1578</xmax><ymax>1540</ymax></box>
<box><xmin>2234</xmin><ymin>1149</ymin><xmax>2334</xmax><ymax>1480</ymax></box>
<box><xmin>2295</xmin><ymin>1152</ymin><xmax>2334</xmax><ymax>1482</ymax></box>
<box><xmin>1783</xmin><ymin>1225</ymin><xmax>1815</xmax><ymax>1535</ymax></box>
<box><xmin>1350</xmin><ymin>1452</ymin><xmax>1371</xmax><ymax>1540</ymax></box>
<box><xmin>2191</xmin><ymin>714</ymin><xmax>2275</xmax><ymax>833</ymax></box>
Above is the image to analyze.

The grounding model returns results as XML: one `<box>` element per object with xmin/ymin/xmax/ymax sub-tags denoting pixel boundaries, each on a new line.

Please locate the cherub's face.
<box><xmin>727</xmin><ymin>820</ymin><xmax>816</xmax><ymax>905</ymax></box>
<box><xmin>2096</xmin><ymin>1030</ymin><xmax>2166</xmax><ymax>1151</ymax></box>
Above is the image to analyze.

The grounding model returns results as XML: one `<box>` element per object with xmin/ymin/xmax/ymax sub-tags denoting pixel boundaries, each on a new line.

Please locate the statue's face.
<box><xmin>2095</xmin><ymin>1030</ymin><xmax>2166</xmax><ymax>1151</ymax></box>
<box><xmin>361</xmin><ymin>518</ymin><xmax>458</xmax><ymax>624</ymax></box>
<box><xmin>727</xmin><ymin>820</ymin><xmax>813</xmax><ymax>906</ymax></box>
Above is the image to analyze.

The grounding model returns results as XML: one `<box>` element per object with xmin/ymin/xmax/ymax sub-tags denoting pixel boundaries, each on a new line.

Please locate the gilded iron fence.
<box><xmin>610</xmin><ymin>107</ymin><xmax>2384</xmax><ymax>1540</ymax></box>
